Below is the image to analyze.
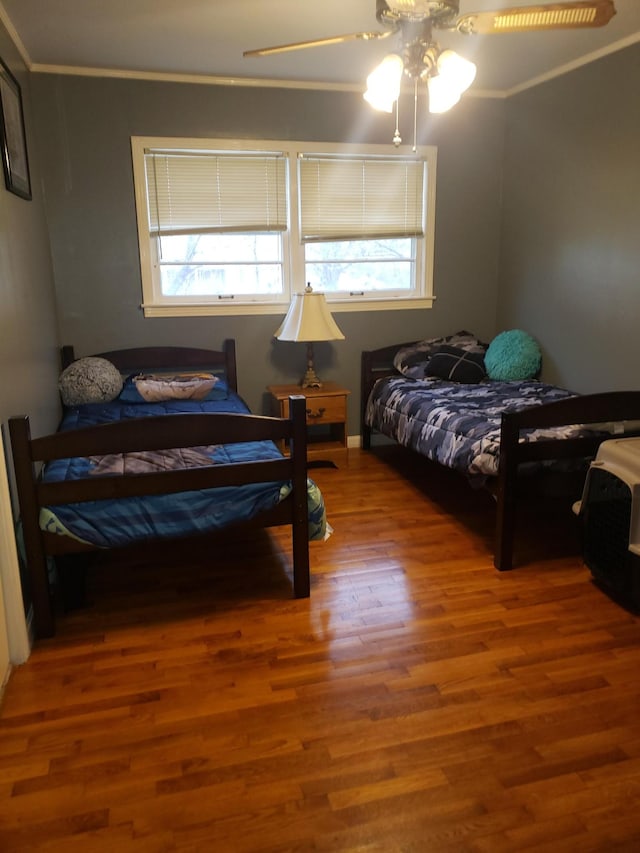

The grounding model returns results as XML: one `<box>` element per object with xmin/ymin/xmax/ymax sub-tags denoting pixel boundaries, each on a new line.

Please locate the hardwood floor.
<box><xmin>2</xmin><ymin>446</ymin><xmax>640</xmax><ymax>852</ymax></box>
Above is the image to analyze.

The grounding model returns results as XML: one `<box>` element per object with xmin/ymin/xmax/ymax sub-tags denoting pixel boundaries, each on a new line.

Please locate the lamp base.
<box><xmin>301</xmin><ymin>368</ymin><xmax>322</xmax><ymax>389</ymax></box>
<box><xmin>301</xmin><ymin>342</ymin><xmax>322</xmax><ymax>388</ymax></box>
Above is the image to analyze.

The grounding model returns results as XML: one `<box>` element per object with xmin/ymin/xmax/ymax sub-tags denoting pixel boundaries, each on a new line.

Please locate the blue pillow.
<box><xmin>119</xmin><ymin>373</ymin><xmax>229</xmax><ymax>403</ymax></box>
<box><xmin>485</xmin><ymin>330</ymin><xmax>541</xmax><ymax>381</ymax></box>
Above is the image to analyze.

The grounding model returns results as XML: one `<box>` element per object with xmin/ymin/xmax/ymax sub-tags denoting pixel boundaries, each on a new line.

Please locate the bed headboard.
<box><xmin>60</xmin><ymin>339</ymin><xmax>238</xmax><ymax>393</ymax></box>
<box><xmin>360</xmin><ymin>340</ymin><xmax>418</xmax><ymax>448</ymax></box>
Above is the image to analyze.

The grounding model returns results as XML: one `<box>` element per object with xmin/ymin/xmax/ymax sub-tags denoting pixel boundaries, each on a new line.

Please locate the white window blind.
<box><xmin>144</xmin><ymin>150</ymin><xmax>288</xmax><ymax>237</ymax></box>
<box><xmin>298</xmin><ymin>154</ymin><xmax>425</xmax><ymax>243</ymax></box>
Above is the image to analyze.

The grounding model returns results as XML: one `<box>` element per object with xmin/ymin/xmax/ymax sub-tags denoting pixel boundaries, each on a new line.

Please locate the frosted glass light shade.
<box><xmin>428</xmin><ymin>49</ymin><xmax>477</xmax><ymax>114</ymax></box>
<box><xmin>363</xmin><ymin>53</ymin><xmax>404</xmax><ymax>113</ymax></box>
<box><xmin>427</xmin><ymin>74</ymin><xmax>462</xmax><ymax>114</ymax></box>
<box><xmin>436</xmin><ymin>49</ymin><xmax>477</xmax><ymax>94</ymax></box>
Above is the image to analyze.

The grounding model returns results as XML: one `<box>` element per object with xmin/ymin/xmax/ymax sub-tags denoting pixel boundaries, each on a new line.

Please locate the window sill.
<box><xmin>141</xmin><ymin>296</ymin><xmax>435</xmax><ymax>318</ymax></box>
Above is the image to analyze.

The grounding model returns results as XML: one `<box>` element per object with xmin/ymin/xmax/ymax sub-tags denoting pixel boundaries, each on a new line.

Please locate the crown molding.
<box><xmin>506</xmin><ymin>31</ymin><xmax>640</xmax><ymax>96</ymax></box>
<box><xmin>0</xmin><ymin>1</ymin><xmax>32</xmax><ymax>69</ymax></box>
<box><xmin>29</xmin><ymin>64</ymin><xmax>360</xmax><ymax>92</ymax></box>
<box><xmin>29</xmin><ymin>62</ymin><xmax>504</xmax><ymax>101</ymax></box>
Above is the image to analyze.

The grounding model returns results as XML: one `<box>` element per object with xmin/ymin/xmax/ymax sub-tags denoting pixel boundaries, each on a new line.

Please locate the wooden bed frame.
<box><xmin>361</xmin><ymin>342</ymin><xmax>640</xmax><ymax>572</ymax></box>
<box><xmin>8</xmin><ymin>340</ymin><xmax>311</xmax><ymax>640</ymax></box>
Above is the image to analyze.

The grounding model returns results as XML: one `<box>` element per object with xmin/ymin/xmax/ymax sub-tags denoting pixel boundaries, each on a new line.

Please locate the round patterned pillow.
<box><xmin>485</xmin><ymin>329</ymin><xmax>541</xmax><ymax>381</ymax></box>
<box><xmin>58</xmin><ymin>357</ymin><xmax>123</xmax><ymax>406</ymax></box>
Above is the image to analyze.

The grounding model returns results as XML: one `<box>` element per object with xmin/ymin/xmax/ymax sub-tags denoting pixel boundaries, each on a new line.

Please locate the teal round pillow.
<box><xmin>485</xmin><ymin>329</ymin><xmax>541</xmax><ymax>381</ymax></box>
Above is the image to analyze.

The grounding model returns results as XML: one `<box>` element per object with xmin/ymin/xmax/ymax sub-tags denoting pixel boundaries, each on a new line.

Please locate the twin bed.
<box><xmin>361</xmin><ymin>332</ymin><xmax>640</xmax><ymax>572</ymax></box>
<box><xmin>9</xmin><ymin>340</ymin><xmax>327</xmax><ymax>639</ymax></box>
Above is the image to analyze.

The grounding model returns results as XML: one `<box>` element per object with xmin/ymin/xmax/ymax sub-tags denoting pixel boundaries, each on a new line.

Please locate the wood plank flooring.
<box><xmin>2</xmin><ymin>446</ymin><xmax>640</xmax><ymax>851</ymax></box>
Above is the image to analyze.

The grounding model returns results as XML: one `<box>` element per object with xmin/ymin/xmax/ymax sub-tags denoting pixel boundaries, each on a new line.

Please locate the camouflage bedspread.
<box><xmin>365</xmin><ymin>375</ymin><xmax>593</xmax><ymax>480</ymax></box>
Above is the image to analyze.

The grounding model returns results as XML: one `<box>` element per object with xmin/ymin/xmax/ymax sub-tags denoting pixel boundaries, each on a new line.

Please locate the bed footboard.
<box><xmin>9</xmin><ymin>396</ymin><xmax>310</xmax><ymax>639</ymax></box>
<box><xmin>495</xmin><ymin>391</ymin><xmax>640</xmax><ymax>571</ymax></box>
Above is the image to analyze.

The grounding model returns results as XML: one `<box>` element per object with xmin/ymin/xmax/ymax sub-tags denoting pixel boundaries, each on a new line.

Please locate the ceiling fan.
<box><xmin>244</xmin><ymin>2</ymin><xmax>617</xmax><ymax>66</ymax></box>
<box><xmin>244</xmin><ymin>1</ymin><xmax>616</xmax><ymax>143</ymax></box>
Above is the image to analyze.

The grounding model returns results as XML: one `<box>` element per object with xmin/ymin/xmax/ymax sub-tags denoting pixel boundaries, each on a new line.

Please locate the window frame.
<box><xmin>131</xmin><ymin>136</ymin><xmax>437</xmax><ymax>317</ymax></box>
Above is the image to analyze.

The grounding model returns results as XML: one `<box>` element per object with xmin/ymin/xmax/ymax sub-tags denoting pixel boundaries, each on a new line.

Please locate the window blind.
<box><xmin>145</xmin><ymin>150</ymin><xmax>288</xmax><ymax>236</ymax></box>
<box><xmin>298</xmin><ymin>154</ymin><xmax>425</xmax><ymax>243</ymax></box>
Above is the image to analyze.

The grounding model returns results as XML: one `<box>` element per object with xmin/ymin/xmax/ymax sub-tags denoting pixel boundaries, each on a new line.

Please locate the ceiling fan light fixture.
<box><xmin>363</xmin><ymin>53</ymin><xmax>404</xmax><ymax>112</ymax></box>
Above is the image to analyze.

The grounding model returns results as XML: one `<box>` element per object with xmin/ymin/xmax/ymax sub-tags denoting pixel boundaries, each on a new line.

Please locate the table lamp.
<box><xmin>275</xmin><ymin>284</ymin><xmax>344</xmax><ymax>388</ymax></box>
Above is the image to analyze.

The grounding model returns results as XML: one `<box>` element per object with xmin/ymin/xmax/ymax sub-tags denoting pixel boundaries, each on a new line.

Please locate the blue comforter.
<box><xmin>366</xmin><ymin>375</ymin><xmax>596</xmax><ymax>481</ymax></box>
<box><xmin>41</xmin><ymin>392</ymin><xmax>327</xmax><ymax>546</ymax></box>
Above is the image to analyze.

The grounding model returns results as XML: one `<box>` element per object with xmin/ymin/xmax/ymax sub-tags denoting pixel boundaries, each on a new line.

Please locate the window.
<box><xmin>132</xmin><ymin>138</ymin><xmax>436</xmax><ymax>317</ymax></box>
<box><xmin>137</xmin><ymin>144</ymin><xmax>288</xmax><ymax>312</ymax></box>
<box><xmin>299</xmin><ymin>154</ymin><xmax>426</xmax><ymax>302</ymax></box>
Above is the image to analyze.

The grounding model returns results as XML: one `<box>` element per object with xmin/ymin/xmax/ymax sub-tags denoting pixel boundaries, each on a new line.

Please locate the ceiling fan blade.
<box><xmin>456</xmin><ymin>0</ymin><xmax>616</xmax><ymax>35</ymax></box>
<box><xmin>243</xmin><ymin>29</ymin><xmax>395</xmax><ymax>58</ymax></box>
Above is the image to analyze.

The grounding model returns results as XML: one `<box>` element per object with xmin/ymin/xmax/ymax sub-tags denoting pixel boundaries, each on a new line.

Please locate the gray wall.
<box><xmin>498</xmin><ymin>43</ymin><xmax>640</xmax><ymax>392</ymax></box>
<box><xmin>0</xmin><ymin>30</ymin><xmax>60</xmax><ymax>446</ymax></box>
<box><xmin>0</xmin><ymin>23</ymin><xmax>60</xmax><ymax>631</ymax></box>
<box><xmin>30</xmin><ymin>74</ymin><xmax>505</xmax><ymax>431</ymax></box>
<box><xmin>6</xmin><ymin>43</ymin><xmax>638</xmax><ymax>438</ymax></box>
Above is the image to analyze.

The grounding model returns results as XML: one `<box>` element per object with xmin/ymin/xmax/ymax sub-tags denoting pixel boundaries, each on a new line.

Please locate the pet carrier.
<box><xmin>574</xmin><ymin>438</ymin><xmax>640</xmax><ymax>607</ymax></box>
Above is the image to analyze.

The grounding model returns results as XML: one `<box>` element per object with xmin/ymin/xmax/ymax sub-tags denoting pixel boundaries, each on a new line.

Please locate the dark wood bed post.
<box><xmin>288</xmin><ymin>395</ymin><xmax>310</xmax><ymax>598</ymax></box>
<box><xmin>7</xmin><ymin>417</ymin><xmax>55</xmax><ymax>639</ymax></box>
<box><xmin>61</xmin><ymin>345</ymin><xmax>75</xmax><ymax>370</ymax></box>
<box><xmin>360</xmin><ymin>351</ymin><xmax>373</xmax><ymax>450</ymax></box>
<box><xmin>223</xmin><ymin>339</ymin><xmax>238</xmax><ymax>393</ymax></box>
<box><xmin>494</xmin><ymin>412</ymin><xmax>520</xmax><ymax>572</ymax></box>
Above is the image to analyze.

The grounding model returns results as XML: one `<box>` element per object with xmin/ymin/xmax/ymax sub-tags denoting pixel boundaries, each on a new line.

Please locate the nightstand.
<box><xmin>267</xmin><ymin>382</ymin><xmax>350</xmax><ymax>467</ymax></box>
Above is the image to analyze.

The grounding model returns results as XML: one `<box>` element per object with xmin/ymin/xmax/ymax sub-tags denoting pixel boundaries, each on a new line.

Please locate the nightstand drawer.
<box><xmin>312</xmin><ymin>397</ymin><xmax>346</xmax><ymax>424</ymax></box>
<box><xmin>279</xmin><ymin>395</ymin><xmax>345</xmax><ymax>424</ymax></box>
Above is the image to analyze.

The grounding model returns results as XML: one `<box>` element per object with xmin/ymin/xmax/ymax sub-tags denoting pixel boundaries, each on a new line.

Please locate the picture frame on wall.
<box><xmin>0</xmin><ymin>57</ymin><xmax>31</xmax><ymax>200</ymax></box>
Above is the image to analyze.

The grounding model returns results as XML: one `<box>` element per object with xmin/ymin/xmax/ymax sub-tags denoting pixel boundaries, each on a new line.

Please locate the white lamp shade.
<box><xmin>436</xmin><ymin>50</ymin><xmax>477</xmax><ymax>94</ymax></box>
<box><xmin>363</xmin><ymin>53</ymin><xmax>404</xmax><ymax>113</ymax></box>
<box><xmin>427</xmin><ymin>74</ymin><xmax>461</xmax><ymax>114</ymax></box>
<box><xmin>275</xmin><ymin>289</ymin><xmax>345</xmax><ymax>342</ymax></box>
<box><xmin>428</xmin><ymin>49</ymin><xmax>476</xmax><ymax>113</ymax></box>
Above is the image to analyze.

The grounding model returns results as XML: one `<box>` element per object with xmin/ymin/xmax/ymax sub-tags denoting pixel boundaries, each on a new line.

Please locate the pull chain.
<box><xmin>413</xmin><ymin>77</ymin><xmax>418</xmax><ymax>152</ymax></box>
<box><xmin>393</xmin><ymin>98</ymin><xmax>401</xmax><ymax>147</ymax></box>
